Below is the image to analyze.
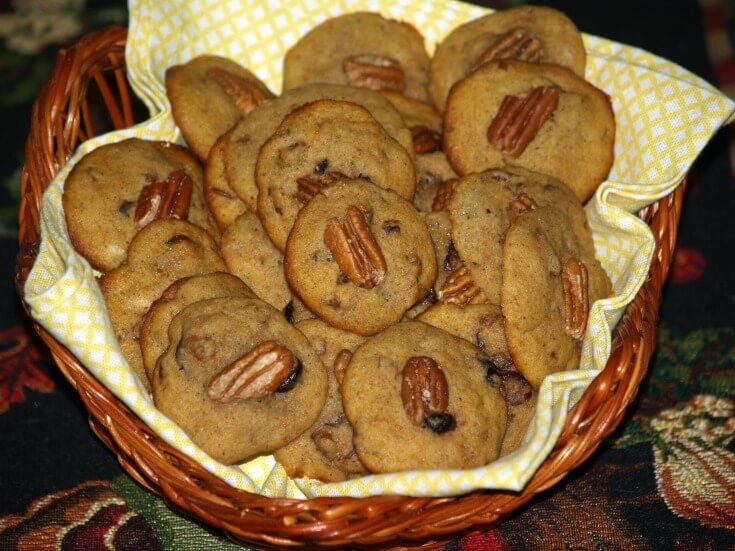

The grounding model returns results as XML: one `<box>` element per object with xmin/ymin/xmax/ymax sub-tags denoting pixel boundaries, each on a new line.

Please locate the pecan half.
<box><xmin>410</xmin><ymin>125</ymin><xmax>442</xmax><ymax>154</ymax></box>
<box><xmin>295</xmin><ymin>172</ymin><xmax>347</xmax><ymax>205</ymax></box>
<box><xmin>342</xmin><ymin>54</ymin><xmax>405</xmax><ymax>93</ymax></box>
<box><xmin>562</xmin><ymin>257</ymin><xmax>589</xmax><ymax>340</ymax></box>
<box><xmin>431</xmin><ymin>178</ymin><xmax>459</xmax><ymax>212</ymax></box>
<box><xmin>487</xmin><ymin>86</ymin><xmax>559</xmax><ymax>158</ymax></box>
<box><xmin>324</xmin><ymin>206</ymin><xmax>387</xmax><ymax>289</ymax></box>
<box><xmin>438</xmin><ymin>265</ymin><xmax>487</xmax><ymax>306</ymax></box>
<box><xmin>208</xmin><ymin>341</ymin><xmax>295</xmax><ymax>402</ymax></box>
<box><xmin>506</xmin><ymin>192</ymin><xmax>538</xmax><ymax>223</ymax></box>
<box><xmin>206</xmin><ymin>67</ymin><xmax>271</xmax><ymax>115</ymax></box>
<box><xmin>134</xmin><ymin>169</ymin><xmax>193</xmax><ymax>229</ymax></box>
<box><xmin>474</xmin><ymin>28</ymin><xmax>543</xmax><ymax>70</ymax></box>
<box><xmin>401</xmin><ymin>356</ymin><xmax>452</xmax><ymax>432</ymax></box>
<box><xmin>333</xmin><ymin>349</ymin><xmax>352</xmax><ymax>386</ymax></box>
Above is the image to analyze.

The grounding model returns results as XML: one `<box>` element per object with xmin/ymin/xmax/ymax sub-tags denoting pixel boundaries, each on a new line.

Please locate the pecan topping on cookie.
<box><xmin>562</xmin><ymin>257</ymin><xmax>589</xmax><ymax>340</ymax></box>
<box><xmin>474</xmin><ymin>28</ymin><xmax>543</xmax><ymax>70</ymax></box>
<box><xmin>431</xmin><ymin>178</ymin><xmax>459</xmax><ymax>211</ymax></box>
<box><xmin>487</xmin><ymin>86</ymin><xmax>559</xmax><ymax>158</ymax></box>
<box><xmin>438</xmin><ymin>265</ymin><xmax>487</xmax><ymax>306</ymax></box>
<box><xmin>134</xmin><ymin>169</ymin><xmax>193</xmax><ymax>229</ymax></box>
<box><xmin>401</xmin><ymin>356</ymin><xmax>455</xmax><ymax>433</ymax></box>
<box><xmin>324</xmin><ymin>206</ymin><xmax>387</xmax><ymax>289</ymax></box>
<box><xmin>207</xmin><ymin>341</ymin><xmax>296</xmax><ymax>402</ymax></box>
<box><xmin>295</xmin><ymin>172</ymin><xmax>347</xmax><ymax>205</ymax></box>
<box><xmin>206</xmin><ymin>67</ymin><xmax>271</xmax><ymax>115</ymax></box>
<box><xmin>342</xmin><ymin>54</ymin><xmax>405</xmax><ymax>93</ymax></box>
<box><xmin>333</xmin><ymin>348</ymin><xmax>353</xmax><ymax>386</ymax></box>
<box><xmin>410</xmin><ymin>125</ymin><xmax>442</xmax><ymax>154</ymax></box>
<box><xmin>506</xmin><ymin>192</ymin><xmax>539</xmax><ymax>223</ymax></box>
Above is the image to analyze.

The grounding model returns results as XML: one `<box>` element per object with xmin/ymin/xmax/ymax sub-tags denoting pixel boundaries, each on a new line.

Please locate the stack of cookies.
<box><xmin>61</xmin><ymin>6</ymin><xmax>614</xmax><ymax>480</ymax></box>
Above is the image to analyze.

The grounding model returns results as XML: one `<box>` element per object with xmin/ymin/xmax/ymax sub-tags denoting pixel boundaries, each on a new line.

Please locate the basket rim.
<box><xmin>13</xmin><ymin>23</ymin><xmax>686</xmax><ymax>548</ymax></box>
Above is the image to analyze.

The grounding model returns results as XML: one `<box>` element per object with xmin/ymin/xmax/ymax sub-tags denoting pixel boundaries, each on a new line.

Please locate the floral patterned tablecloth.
<box><xmin>1</xmin><ymin>0</ymin><xmax>733</xmax><ymax>549</ymax></box>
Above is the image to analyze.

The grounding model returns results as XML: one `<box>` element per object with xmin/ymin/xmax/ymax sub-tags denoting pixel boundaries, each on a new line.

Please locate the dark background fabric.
<box><xmin>1</xmin><ymin>1</ymin><xmax>733</xmax><ymax>549</ymax></box>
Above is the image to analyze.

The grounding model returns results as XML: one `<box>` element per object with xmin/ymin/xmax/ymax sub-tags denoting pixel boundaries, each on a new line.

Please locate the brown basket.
<box><xmin>15</xmin><ymin>25</ymin><xmax>685</xmax><ymax>549</ymax></box>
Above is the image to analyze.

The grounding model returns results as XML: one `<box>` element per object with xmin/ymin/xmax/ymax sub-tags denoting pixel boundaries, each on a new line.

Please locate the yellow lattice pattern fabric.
<box><xmin>24</xmin><ymin>0</ymin><xmax>735</xmax><ymax>498</ymax></box>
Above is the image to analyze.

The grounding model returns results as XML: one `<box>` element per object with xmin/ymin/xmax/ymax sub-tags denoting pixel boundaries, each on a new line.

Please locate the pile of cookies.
<box><xmin>61</xmin><ymin>6</ymin><xmax>614</xmax><ymax>480</ymax></box>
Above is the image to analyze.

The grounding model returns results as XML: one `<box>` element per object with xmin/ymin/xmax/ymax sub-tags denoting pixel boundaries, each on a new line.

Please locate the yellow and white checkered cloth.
<box><xmin>23</xmin><ymin>0</ymin><xmax>735</xmax><ymax>498</ymax></box>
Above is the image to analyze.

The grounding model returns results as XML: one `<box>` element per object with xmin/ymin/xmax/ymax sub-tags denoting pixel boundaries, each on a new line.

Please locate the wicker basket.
<box><xmin>15</xmin><ymin>25</ymin><xmax>685</xmax><ymax>549</ymax></box>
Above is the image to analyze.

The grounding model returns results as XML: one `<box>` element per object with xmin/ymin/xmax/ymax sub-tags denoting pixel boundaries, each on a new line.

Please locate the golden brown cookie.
<box><xmin>284</xmin><ymin>180</ymin><xmax>436</xmax><ymax>335</ymax></box>
<box><xmin>204</xmin><ymin>133</ymin><xmax>249</xmax><ymax>232</ymax></box>
<box><xmin>429</xmin><ymin>5</ymin><xmax>586</xmax><ymax>111</ymax></box>
<box><xmin>165</xmin><ymin>54</ymin><xmax>273</xmax><ymax>160</ymax></box>
<box><xmin>443</xmin><ymin>60</ymin><xmax>615</xmax><ymax>202</ymax></box>
<box><xmin>152</xmin><ymin>296</ymin><xmax>328</xmax><ymax>464</ymax></box>
<box><xmin>255</xmin><ymin>99</ymin><xmax>416</xmax><ymax>250</ymax></box>
<box><xmin>342</xmin><ymin>321</ymin><xmax>507</xmax><ymax>472</ymax></box>
<box><xmin>274</xmin><ymin>318</ymin><xmax>368</xmax><ymax>482</ymax></box>
<box><xmin>502</xmin><ymin>206</ymin><xmax>612</xmax><ymax>389</ymax></box>
<box><xmin>63</xmin><ymin>138</ymin><xmax>219</xmax><ymax>273</ymax></box>
<box><xmin>99</xmin><ymin>219</ymin><xmax>227</xmax><ymax>391</ymax></box>
<box><xmin>139</xmin><ymin>272</ymin><xmax>255</xmax><ymax>381</ymax></box>
<box><xmin>283</xmin><ymin>12</ymin><xmax>431</xmax><ymax>102</ymax></box>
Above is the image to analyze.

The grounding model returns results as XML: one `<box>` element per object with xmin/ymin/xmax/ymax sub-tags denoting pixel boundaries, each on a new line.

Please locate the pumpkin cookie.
<box><xmin>220</xmin><ymin>211</ymin><xmax>292</xmax><ymax>310</ymax></box>
<box><xmin>448</xmin><ymin>166</ymin><xmax>588</xmax><ymax>304</ymax></box>
<box><xmin>429</xmin><ymin>5</ymin><xmax>586</xmax><ymax>111</ymax></box>
<box><xmin>255</xmin><ymin>99</ymin><xmax>416</xmax><ymax>250</ymax></box>
<box><xmin>283</xmin><ymin>12</ymin><xmax>431</xmax><ymax>102</ymax></box>
<box><xmin>284</xmin><ymin>180</ymin><xmax>436</xmax><ymax>335</ymax></box>
<box><xmin>152</xmin><ymin>297</ymin><xmax>327</xmax><ymax>464</ymax></box>
<box><xmin>99</xmin><ymin>219</ymin><xmax>227</xmax><ymax>391</ymax></box>
<box><xmin>165</xmin><ymin>54</ymin><xmax>273</xmax><ymax>160</ymax></box>
<box><xmin>63</xmin><ymin>138</ymin><xmax>219</xmax><ymax>273</ymax></box>
<box><xmin>502</xmin><ymin>206</ymin><xmax>612</xmax><ymax>389</ymax></box>
<box><xmin>223</xmin><ymin>82</ymin><xmax>413</xmax><ymax>213</ymax></box>
<box><xmin>342</xmin><ymin>321</ymin><xmax>507</xmax><ymax>472</ymax></box>
<box><xmin>274</xmin><ymin>318</ymin><xmax>368</xmax><ymax>482</ymax></box>
<box><xmin>443</xmin><ymin>60</ymin><xmax>615</xmax><ymax>202</ymax></box>
<box><xmin>139</xmin><ymin>272</ymin><xmax>255</xmax><ymax>381</ymax></box>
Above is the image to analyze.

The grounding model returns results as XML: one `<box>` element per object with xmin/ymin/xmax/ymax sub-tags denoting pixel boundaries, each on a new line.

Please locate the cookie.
<box><xmin>139</xmin><ymin>272</ymin><xmax>255</xmax><ymax>381</ymax></box>
<box><xmin>165</xmin><ymin>54</ymin><xmax>273</xmax><ymax>160</ymax></box>
<box><xmin>501</xmin><ymin>206</ymin><xmax>612</xmax><ymax>389</ymax></box>
<box><xmin>284</xmin><ymin>180</ymin><xmax>436</xmax><ymax>335</ymax></box>
<box><xmin>448</xmin><ymin>166</ymin><xmax>589</xmax><ymax>304</ymax></box>
<box><xmin>223</xmin><ymin>82</ymin><xmax>413</xmax><ymax>213</ymax></box>
<box><xmin>413</xmin><ymin>152</ymin><xmax>458</xmax><ymax>213</ymax></box>
<box><xmin>99</xmin><ymin>219</ymin><xmax>227</xmax><ymax>390</ymax></box>
<box><xmin>152</xmin><ymin>296</ymin><xmax>328</xmax><ymax>464</ymax></box>
<box><xmin>204</xmin><ymin>133</ymin><xmax>249</xmax><ymax>232</ymax></box>
<box><xmin>283</xmin><ymin>12</ymin><xmax>431</xmax><ymax>103</ymax></box>
<box><xmin>255</xmin><ymin>99</ymin><xmax>416</xmax><ymax>250</ymax></box>
<box><xmin>220</xmin><ymin>211</ymin><xmax>292</xmax><ymax>310</ymax></box>
<box><xmin>63</xmin><ymin>138</ymin><xmax>219</xmax><ymax>273</ymax></box>
<box><xmin>443</xmin><ymin>60</ymin><xmax>615</xmax><ymax>202</ymax></box>
<box><xmin>342</xmin><ymin>321</ymin><xmax>507</xmax><ymax>472</ymax></box>
<box><xmin>429</xmin><ymin>5</ymin><xmax>586</xmax><ymax>111</ymax></box>
<box><xmin>274</xmin><ymin>318</ymin><xmax>368</xmax><ymax>482</ymax></box>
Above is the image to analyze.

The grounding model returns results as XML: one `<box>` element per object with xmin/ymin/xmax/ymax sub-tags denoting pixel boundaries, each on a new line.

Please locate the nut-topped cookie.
<box><xmin>502</xmin><ymin>206</ymin><xmax>612</xmax><ymax>389</ymax></box>
<box><xmin>429</xmin><ymin>5</ymin><xmax>586</xmax><ymax>111</ymax></box>
<box><xmin>165</xmin><ymin>54</ymin><xmax>274</xmax><ymax>160</ymax></box>
<box><xmin>63</xmin><ymin>138</ymin><xmax>219</xmax><ymax>273</ymax></box>
<box><xmin>342</xmin><ymin>321</ymin><xmax>507</xmax><ymax>472</ymax></box>
<box><xmin>448</xmin><ymin>166</ymin><xmax>589</xmax><ymax>304</ymax></box>
<box><xmin>99</xmin><ymin>219</ymin><xmax>227</xmax><ymax>391</ymax></box>
<box><xmin>443</xmin><ymin>60</ymin><xmax>615</xmax><ymax>202</ymax></box>
<box><xmin>283</xmin><ymin>12</ymin><xmax>432</xmax><ymax>103</ymax></box>
<box><xmin>284</xmin><ymin>179</ymin><xmax>436</xmax><ymax>336</ymax></box>
<box><xmin>139</xmin><ymin>272</ymin><xmax>255</xmax><ymax>381</ymax></box>
<box><xmin>222</xmin><ymin>82</ymin><xmax>413</xmax><ymax>213</ymax></box>
<box><xmin>274</xmin><ymin>318</ymin><xmax>368</xmax><ymax>482</ymax></box>
<box><xmin>152</xmin><ymin>296</ymin><xmax>328</xmax><ymax>464</ymax></box>
<box><xmin>255</xmin><ymin>99</ymin><xmax>416</xmax><ymax>250</ymax></box>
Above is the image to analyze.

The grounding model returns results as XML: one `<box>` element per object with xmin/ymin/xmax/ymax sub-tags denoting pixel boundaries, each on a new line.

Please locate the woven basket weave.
<box><xmin>15</xmin><ymin>26</ymin><xmax>685</xmax><ymax>549</ymax></box>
